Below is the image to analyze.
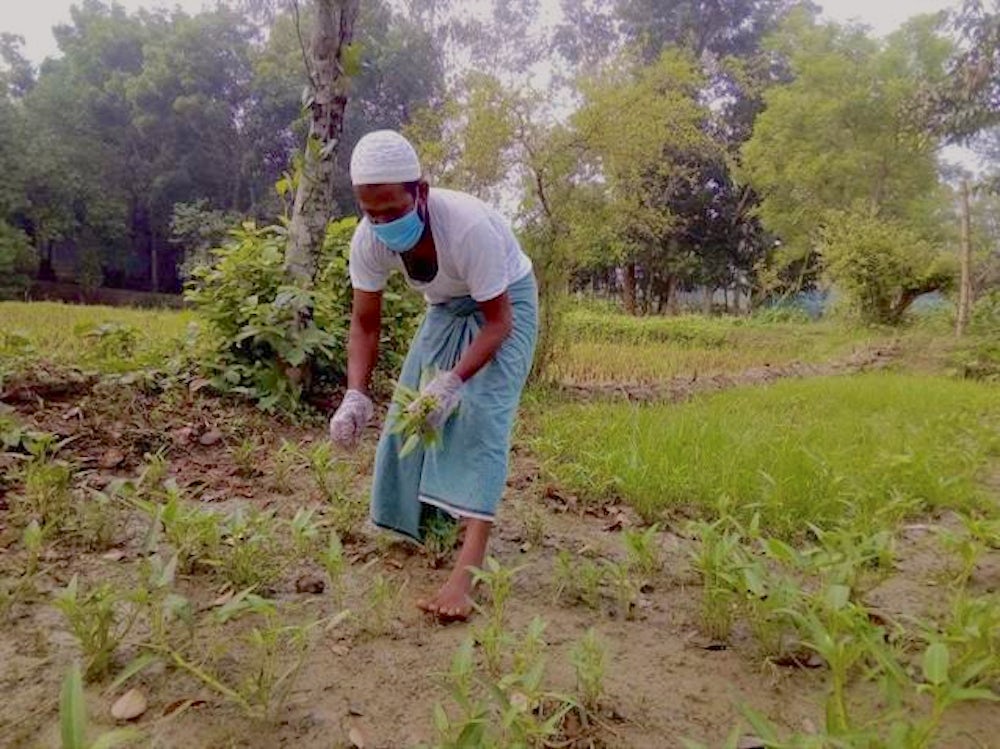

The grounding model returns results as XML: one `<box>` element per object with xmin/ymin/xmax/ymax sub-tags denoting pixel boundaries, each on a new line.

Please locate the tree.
<box><xmin>573</xmin><ymin>49</ymin><xmax>712</xmax><ymax>313</ymax></box>
<box><xmin>741</xmin><ymin>13</ymin><xmax>953</xmax><ymax>298</ymax></box>
<box><xmin>283</xmin><ymin>0</ymin><xmax>360</xmax><ymax>283</ymax></box>
<box><xmin>820</xmin><ymin>209</ymin><xmax>954</xmax><ymax>324</ymax></box>
<box><xmin>924</xmin><ymin>0</ymin><xmax>1000</xmax><ymax>142</ymax></box>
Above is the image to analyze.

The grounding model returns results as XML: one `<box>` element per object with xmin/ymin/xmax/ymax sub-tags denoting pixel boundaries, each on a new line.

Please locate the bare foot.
<box><xmin>417</xmin><ymin>570</ymin><xmax>475</xmax><ymax>622</ymax></box>
<box><xmin>418</xmin><ymin>517</ymin><xmax>491</xmax><ymax>623</ymax></box>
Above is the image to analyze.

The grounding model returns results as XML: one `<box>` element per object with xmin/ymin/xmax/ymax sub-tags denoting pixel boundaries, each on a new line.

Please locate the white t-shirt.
<box><xmin>348</xmin><ymin>188</ymin><xmax>533</xmax><ymax>304</ymax></box>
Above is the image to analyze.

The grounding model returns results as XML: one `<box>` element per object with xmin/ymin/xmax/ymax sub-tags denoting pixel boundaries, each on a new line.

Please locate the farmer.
<box><xmin>328</xmin><ymin>129</ymin><xmax>538</xmax><ymax>621</ymax></box>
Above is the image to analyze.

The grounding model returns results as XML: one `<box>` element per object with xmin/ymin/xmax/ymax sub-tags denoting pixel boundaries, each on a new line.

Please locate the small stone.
<box><xmin>198</xmin><ymin>429</ymin><xmax>223</xmax><ymax>446</ymax></box>
<box><xmin>295</xmin><ymin>574</ymin><xmax>325</xmax><ymax>595</ymax></box>
<box><xmin>98</xmin><ymin>448</ymin><xmax>125</xmax><ymax>469</ymax></box>
<box><xmin>111</xmin><ymin>688</ymin><xmax>147</xmax><ymax>721</ymax></box>
<box><xmin>806</xmin><ymin>653</ymin><xmax>825</xmax><ymax>668</ymax></box>
<box><xmin>102</xmin><ymin>549</ymin><xmax>126</xmax><ymax>562</ymax></box>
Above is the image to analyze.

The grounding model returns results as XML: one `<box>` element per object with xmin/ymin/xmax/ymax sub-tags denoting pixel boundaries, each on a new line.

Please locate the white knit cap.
<box><xmin>349</xmin><ymin>130</ymin><xmax>422</xmax><ymax>185</ymax></box>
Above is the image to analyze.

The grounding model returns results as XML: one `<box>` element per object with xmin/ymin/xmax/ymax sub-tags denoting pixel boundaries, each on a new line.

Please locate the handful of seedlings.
<box><xmin>390</xmin><ymin>370</ymin><xmax>456</xmax><ymax>458</ymax></box>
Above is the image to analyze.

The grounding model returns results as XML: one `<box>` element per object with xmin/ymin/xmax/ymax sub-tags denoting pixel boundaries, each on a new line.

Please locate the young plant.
<box><xmin>423</xmin><ymin>513</ymin><xmax>460</xmax><ymax>568</ymax></box>
<box><xmin>219</xmin><ymin>508</ymin><xmax>283</xmax><ymax>590</ymax></box>
<box><xmin>135</xmin><ymin>485</ymin><xmax>222</xmax><ymax>574</ymax></box>
<box><xmin>137</xmin><ymin>450</ymin><xmax>169</xmax><ymax>497</ymax></box>
<box><xmin>688</xmin><ymin>518</ymin><xmax>743</xmax><ymax>641</ymax></box>
<box><xmin>289</xmin><ymin>507</ymin><xmax>321</xmax><ymax>560</ymax></box>
<box><xmin>231</xmin><ymin>437</ymin><xmax>260</xmax><ymax>478</ymax></box>
<box><xmin>319</xmin><ymin>530</ymin><xmax>346</xmax><ymax>601</ymax></box>
<box><xmin>603</xmin><ymin>559</ymin><xmax>639</xmax><ymax>620</ymax></box>
<box><xmin>622</xmin><ymin>523</ymin><xmax>661</xmax><ymax>579</ymax></box>
<box><xmin>240</xmin><ymin>615</ymin><xmax>321</xmax><ymax>718</ymax></box>
<box><xmin>270</xmin><ymin>439</ymin><xmax>299</xmax><ymax>493</ymax></box>
<box><xmin>76</xmin><ymin>489</ymin><xmax>121</xmax><ymax>551</ymax></box>
<box><xmin>553</xmin><ymin>551</ymin><xmax>605</xmax><ymax>609</ymax></box>
<box><xmin>18</xmin><ymin>457</ymin><xmax>73</xmax><ymax>535</ymax></box>
<box><xmin>362</xmin><ymin>573</ymin><xmax>401</xmax><ymax>637</ymax></box>
<box><xmin>472</xmin><ymin>557</ymin><xmax>525</xmax><ymax>676</ymax></box>
<box><xmin>59</xmin><ymin>663</ymin><xmax>140</xmax><ymax>749</ymax></box>
<box><xmin>517</xmin><ymin>502</ymin><xmax>546</xmax><ymax>548</ymax></box>
<box><xmin>54</xmin><ymin>576</ymin><xmax>140</xmax><ymax>680</ymax></box>
<box><xmin>571</xmin><ymin>628</ymin><xmax>606</xmax><ymax>711</ymax></box>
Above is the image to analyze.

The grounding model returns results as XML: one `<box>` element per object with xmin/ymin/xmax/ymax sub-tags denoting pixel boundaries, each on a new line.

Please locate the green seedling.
<box><xmin>54</xmin><ymin>576</ymin><xmax>140</xmax><ymax>681</ymax></box>
<box><xmin>553</xmin><ymin>551</ymin><xmax>605</xmax><ymax>609</ymax></box>
<box><xmin>517</xmin><ymin>502</ymin><xmax>546</xmax><ymax>548</ymax></box>
<box><xmin>362</xmin><ymin>573</ymin><xmax>402</xmax><ymax>637</ymax></box>
<box><xmin>19</xmin><ymin>457</ymin><xmax>74</xmax><ymax>535</ymax></box>
<box><xmin>938</xmin><ymin>515</ymin><xmax>1000</xmax><ymax>587</ymax></box>
<box><xmin>603</xmin><ymin>559</ymin><xmax>639</xmax><ymax>620</ymax></box>
<box><xmin>231</xmin><ymin>437</ymin><xmax>259</xmax><ymax>478</ymax></box>
<box><xmin>688</xmin><ymin>518</ymin><xmax>743</xmax><ymax>640</ymax></box>
<box><xmin>133</xmin><ymin>552</ymin><xmax>193</xmax><ymax>650</ymax></box>
<box><xmin>76</xmin><ymin>489</ymin><xmax>121</xmax><ymax>551</ymax></box>
<box><xmin>622</xmin><ymin>523</ymin><xmax>661</xmax><ymax>579</ymax></box>
<box><xmin>289</xmin><ymin>507</ymin><xmax>321</xmax><ymax>560</ymax></box>
<box><xmin>423</xmin><ymin>513</ymin><xmax>460</xmax><ymax>568</ymax></box>
<box><xmin>571</xmin><ymin>628</ymin><xmax>606</xmax><ymax>711</ymax></box>
<box><xmin>306</xmin><ymin>440</ymin><xmax>338</xmax><ymax>501</ymax></box>
<box><xmin>137</xmin><ymin>449</ymin><xmax>169</xmax><ymax>497</ymax></box>
<box><xmin>472</xmin><ymin>557</ymin><xmax>525</xmax><ymax>676</ymax></box>
<box><xmin>319</xmin><ymin>530</ymin><xmax>346</xmax><ymax>601</ymax></box>
<box><xmin>133</xmin><ymin>485</ymin><xmax>222</xmax><ymax>574</ymax></box>
<box><xmin>59</xmin><ymin>663</ymin><xmax>140</xmax><ymax>749</ymax></box>
<box><xmin>219</xmin><ymin>508</ymin><xmax>283</xmax><ymax>590</ymax></box>
<box><xmin>271</xmin><ymin>439</ymin><xmax>299</xmax><ymax>493</ymax></box>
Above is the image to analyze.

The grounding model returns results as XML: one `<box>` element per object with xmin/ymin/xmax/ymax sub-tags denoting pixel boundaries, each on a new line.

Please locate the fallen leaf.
<box><xmin>737</xmin><ymin>736</ymin><xmax>766</xmax><ymax>749</ymax></box>
<box><xmin>199</xmin><ymin>429</ymin><xmax>223</xmax><ymax>446</ymax></box>
<box><xmin>330</xmin><ymin>644</ymin><xmax>349</xmax><ymax>656</ymax></box>
<box><xmin>99</xmin><ymin>448</ymin><xmax>126</xmax><ymax>469</ymax></box>
<box><xmin>162</xmin><ymin>698</ymin><xmax>207</xmax><ymax>717</ymax></box>
<box><xmin>102</xmin><ymin>549</ymin><xmax>126</xmax><ymax>562</ymax></box>
<box><xmin>63</xmin><ymin>406</ymin><xmax>83</xmax><ymax>420</ymax></box>
<box><xmin>111</xmin><ymin>688</ymin><xmax>147</xmax><ymax>721</ymax></box>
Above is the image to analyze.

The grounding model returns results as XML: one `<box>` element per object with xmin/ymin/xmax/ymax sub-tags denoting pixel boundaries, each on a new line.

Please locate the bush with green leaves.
<box><xmin>186</xmin><ymin>217</ymin><xmax>421</xmax><ymax>411</ymax></box>
<box><xmin>0</xmin><ymin>221</ymin><xmax>37</xmax><ymax>300</ymax></box>
<box><xmin>819</xmin><ymin>208</ymin><xmax>955</xmax><ymax>325</ymax></box>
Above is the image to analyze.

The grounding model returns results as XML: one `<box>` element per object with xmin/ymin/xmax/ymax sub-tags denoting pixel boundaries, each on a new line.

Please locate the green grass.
<box><xmin>554</xmin><ymin>310</ymin><xmax>890</xmax><ymax>385</ymax></box>
<box><xmin>1</xmin><ymin>301</ymin><xmax>194</xmax><ymax>374</ymax></box>
<box><xmin>533</xmin><ymin>373</ymin><xmax>1000</xmax><ymax>537</ymax></box>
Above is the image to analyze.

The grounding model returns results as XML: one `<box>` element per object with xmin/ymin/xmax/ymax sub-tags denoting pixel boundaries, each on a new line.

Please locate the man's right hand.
<box><xmin>329</xmin><ymin>389</ymin><xmax>374</xmax><ymax>449</ymax></box>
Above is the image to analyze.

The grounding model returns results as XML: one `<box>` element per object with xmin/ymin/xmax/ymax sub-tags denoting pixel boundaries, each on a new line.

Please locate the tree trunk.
<box><xmin>150</xmin><ymin>236</ymin><xmax>159</xmax><ymax>293</ymax></box>
<box><xmin>956</xmin><ymin>179</ymin><xmax>973</xmax><ymax>337</ymax></box>
<box><xmin>702</xmin><ymin>286</ymin><xmax>712</xmax><ymax>315</ymax></box>
<box><xmin>666</xmin><ymin>275</ymin><xmax>679</xmax><ymax>315</ymax></box>
<box><xmin>285</xmin><ymin>0</ymin><xmax>361</xmax><ymax>283</ymax></box>
<box><xmin>623</xmin><ymin>262</ymin><xmax>637</xmax><ymax>315</ymax></box>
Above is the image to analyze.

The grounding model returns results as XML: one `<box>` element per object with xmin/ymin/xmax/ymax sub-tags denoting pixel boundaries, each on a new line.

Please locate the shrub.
<box><xmin>0</xmin><ymin>221</ymin><xmax>37</xmax><ymax>300</ymax></box>
<box><xmin>186</xmin><ymin>217</ymin><xmax>421</xmax><ymax>412</ymax></box>
<box><xmin>820</xmin><ymin>208</ymin><xmax>955</xmax><ymax>325</ymax></box>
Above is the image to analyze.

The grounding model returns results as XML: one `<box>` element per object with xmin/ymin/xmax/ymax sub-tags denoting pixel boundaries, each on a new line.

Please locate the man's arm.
<box><xmin>347</xmin><ymin>289</ymin><xmax>383</xmax><ymax>394</ymax></box>
<box><xmin>451</xmin><ymin>291</ymin><xmax>513</xmax><ymax>382</ymax></box>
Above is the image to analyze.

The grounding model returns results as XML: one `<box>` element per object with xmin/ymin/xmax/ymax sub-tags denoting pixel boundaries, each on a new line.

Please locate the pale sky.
<box><xmin>3</xmin><ymin>0</ymin><xmax>964</xmax><ymax>66</ymax></box>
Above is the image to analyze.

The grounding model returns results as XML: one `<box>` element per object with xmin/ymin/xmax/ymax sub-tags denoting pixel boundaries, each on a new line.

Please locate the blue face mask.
<box><xmin>370</xmin><ymin>204</ymin><xmax>425</xmax><ymax>253</ymax></box>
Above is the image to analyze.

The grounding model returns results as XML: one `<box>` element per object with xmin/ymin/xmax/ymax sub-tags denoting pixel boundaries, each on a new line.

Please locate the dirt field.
<box><xmin>2</xmin><ymin>342</ymin><xmax>998</xmax><ymax>748</ymax></box>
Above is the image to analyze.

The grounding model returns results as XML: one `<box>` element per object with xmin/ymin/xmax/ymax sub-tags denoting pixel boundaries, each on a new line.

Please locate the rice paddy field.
<box><xmin>1</xmin><ymin>299</ymin><xmax>998</xmax><ymax>749</ymax></box>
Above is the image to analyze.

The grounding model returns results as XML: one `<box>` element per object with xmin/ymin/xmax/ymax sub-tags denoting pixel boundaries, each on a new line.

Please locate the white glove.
<box><xmin>409</xmin><ymin>371</ymin><xmax>462</xmax><ymax>431</ymax></box>
<box><xmin>329</xmin><ymin>389</ymin><xmax>374</xmax><ymax>448</ymax></box>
